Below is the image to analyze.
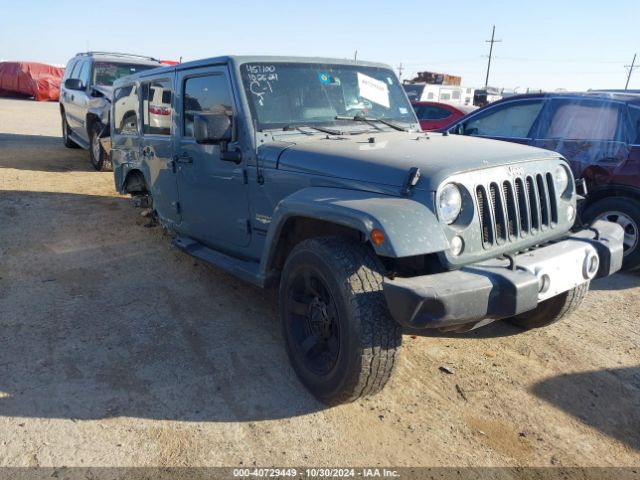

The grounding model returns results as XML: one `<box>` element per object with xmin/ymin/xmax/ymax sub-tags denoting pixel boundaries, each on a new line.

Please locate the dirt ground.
<box><xmin>0</xmin><ymin>98</ymin><xmax>638</xmax><ymax>470</ymax></box>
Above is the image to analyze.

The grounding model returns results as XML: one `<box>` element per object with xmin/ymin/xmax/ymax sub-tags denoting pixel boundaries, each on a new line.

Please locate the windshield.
<box><xmin>240</xmin><ymin>62</ymin><xmax>416</xmax><ymax>131</ymax></box>
<box><xmin>93</xmin><ymin>62</ymin><xmax>158</xmax><ymax>86</ymax></box>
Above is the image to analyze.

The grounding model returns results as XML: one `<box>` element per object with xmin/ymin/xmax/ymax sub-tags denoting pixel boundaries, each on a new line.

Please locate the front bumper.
<box><xmin>383</xmin><ymin>220</ymin><xmax>624</xmax><ymax>329</ymax></box>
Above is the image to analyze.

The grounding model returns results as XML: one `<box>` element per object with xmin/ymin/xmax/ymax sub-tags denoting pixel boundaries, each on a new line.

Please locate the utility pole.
<box><xmin>354</xmin><ymin>50</ymin><xmax>358</xmax><ymax>61</ymax></box>
<box><xmin>484</xmin><ymin>25</ymin><xmax>502</xmax><ymax>87</ymax></box>
<box><xmin>625</xmin><ymin>53</ymin><xmax>637</xmax><ymax>90</ymax></box>
<box><xmin>397</xmin><ymin>63</ymin><xmax>404</xmax><ymax>81</ymax></box>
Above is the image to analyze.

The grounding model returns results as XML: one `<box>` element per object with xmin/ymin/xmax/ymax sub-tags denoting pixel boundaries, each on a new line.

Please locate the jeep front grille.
<box><xmin>476</xmin><ymin>173</ymin><xmax>558</xmax><ymax>249</ymax></box>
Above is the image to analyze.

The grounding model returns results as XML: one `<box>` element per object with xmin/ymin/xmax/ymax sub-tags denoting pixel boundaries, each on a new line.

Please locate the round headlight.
<box><xmin>438</xmin><ymin>183</ymin><xmax>462</xmax><ymax>224</ymax></box>
<box><xmin>554</xmin><ymin>165</ymin><xmax>570</xmax><ymax>194</ymax></box>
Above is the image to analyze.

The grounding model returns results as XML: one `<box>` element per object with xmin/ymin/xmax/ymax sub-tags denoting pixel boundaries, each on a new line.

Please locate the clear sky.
<box><xmin>1</xmin><ymin>0</ymin><xmax>638</xmax><ymax>91</ymax></box>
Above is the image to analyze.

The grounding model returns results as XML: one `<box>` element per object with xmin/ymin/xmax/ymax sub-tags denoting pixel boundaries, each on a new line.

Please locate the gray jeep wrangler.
<box><xmin>109</xmin><ymin>56</ymin><xmax>624</xmax><ymax>404</ymax></box>
<box><xmin>59</xmin><ymin>52</ymin><xmax>162</xmax><ymax>170</ymax></box>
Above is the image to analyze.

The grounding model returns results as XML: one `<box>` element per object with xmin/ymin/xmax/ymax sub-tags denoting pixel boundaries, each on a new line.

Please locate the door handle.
<box><xmin>173</xmin><ymin>153</ymin><xmax>193</xmax><ymax>164</ymax></box>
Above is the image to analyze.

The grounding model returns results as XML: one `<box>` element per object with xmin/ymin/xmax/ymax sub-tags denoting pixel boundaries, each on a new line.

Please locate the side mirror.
<box><xmin>64</xmin><ymin>78</ymin><xmax>84</xmax><ymax>91</ymax></box>
<box><xmin>194</xmin><ymin>112</ymin><xmax>232</xmax><ymax>144</ymax></box>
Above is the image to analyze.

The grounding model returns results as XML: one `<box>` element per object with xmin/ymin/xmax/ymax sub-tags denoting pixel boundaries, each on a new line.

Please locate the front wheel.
<box><xmin>89</xmin><ymin>122</ymin><xmax>111</xmax><ymax>171</ymax></box>
<box><xmin>507</xmin><ymin>282</ymin><xmax>590</xmax><ymax>330</ymax></box>
<box><xmin>583</xmin><ymin>197</ymin><xmax>640</xmax><ymax>271</ymax></box>
<box><xmin>279</xmin><ymin>236</ymin><xmax>402</xmax><ymax>405</ymax></box>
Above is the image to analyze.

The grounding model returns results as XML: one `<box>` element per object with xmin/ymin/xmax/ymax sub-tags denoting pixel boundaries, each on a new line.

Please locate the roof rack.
<box><xmin>75</xmin><ymin>51</ymin><xmax>160</xmax><ymax>62</ymax></box>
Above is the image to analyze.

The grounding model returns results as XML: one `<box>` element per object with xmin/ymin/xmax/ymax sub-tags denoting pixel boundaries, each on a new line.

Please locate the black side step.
<box><xmin>172</xmin><ymin>237</ymin><xmax>266</xmax><ymax>288</ymax></box>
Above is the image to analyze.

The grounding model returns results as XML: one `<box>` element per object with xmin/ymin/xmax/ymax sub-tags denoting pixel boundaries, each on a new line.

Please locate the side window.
<box><xmin>113</xmin><ymin>85</ymin><xmax>139</xmax><ymax>135</ymax></box>
<box><xmin>63</xmin><ymin>60</ymin><xmax>77</xmax><ymax>81</ymax></box>
<box><xmin>68</xmin><ymin>60</ymin><xmax>82</xmax><ymax>80</ymax></box>
<box><xmin>183</xmin><ymin>74</ymin><xmax>234</xmax><ymax>138</ymax></box>
<box><xmin>539</xmin><ymin>100</ymin><xmax>621</xmax><ymax>141</ymax></box>
<box><xmin>629</xmin><ymin>106</ymin><xmax>640</xmax><ymax>144</ymax></box>
<box><xmin>77</xmin><ymin>61</ymin><xmax>91</xmax><ymax>89</ymax></box>
<box><xmin>142</xmin><ymin>79</ymin><xmax>172</xmax><ymax>135</ymax></box>
<box><xmin>464</xmin><ymin>100</ymin><xmax>544</xmax><ymax>138</ymax></box>
<box><xmin>415</xmin><ymin>105</ymin><xmax>451</xmax><ymax>121</ymax></box>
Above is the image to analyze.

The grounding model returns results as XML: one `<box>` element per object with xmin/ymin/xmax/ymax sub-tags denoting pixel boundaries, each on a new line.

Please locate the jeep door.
<box><xmin>139</xmin><ymin>78</ymin><xmax>181</xmax><ymax>227</ymax></box>
<box><xmin>174</xmin><ymin>67</ymin><xmax>251</xmax><ymax>249</ymax></box>
<box><xmin>531</xmin><ymin>98</ymin><xmax>631</xmax><ymax>186</ymax></box>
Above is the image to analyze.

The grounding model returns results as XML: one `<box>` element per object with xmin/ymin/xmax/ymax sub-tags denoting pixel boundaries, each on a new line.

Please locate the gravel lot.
<box><xmin>0</xmin><ymin>98</ymin><xmax>638</xmax><ymax>470</ymax></box>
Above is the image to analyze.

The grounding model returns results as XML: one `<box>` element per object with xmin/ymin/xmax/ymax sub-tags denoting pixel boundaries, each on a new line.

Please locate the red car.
<box><xmin>411</xmin><ymin>101</ymin><xmax>476</xmax><ymax>131</ymax></box>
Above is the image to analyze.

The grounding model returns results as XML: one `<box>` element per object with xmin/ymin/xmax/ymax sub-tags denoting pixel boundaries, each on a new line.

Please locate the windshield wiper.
<box><xmin>335</xmin><ymin>115</ymin><xmax>408</xmax><ymax>132</ymax></box>
<box><xmin>283</xmin><ymin>124</ymin><xmax>345</xmax><ymax>136</ymax></box>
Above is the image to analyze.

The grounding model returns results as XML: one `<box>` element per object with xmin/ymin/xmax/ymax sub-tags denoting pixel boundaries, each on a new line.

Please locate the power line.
<box><xmin>484</xmin><ymin>25</ymin><xmax>502</xmax><ymax>87</ymax></box>
<box><xmin>625</xmin><ymin>53</ymin><xmax>637</xmax><ymax>90</ymax></box>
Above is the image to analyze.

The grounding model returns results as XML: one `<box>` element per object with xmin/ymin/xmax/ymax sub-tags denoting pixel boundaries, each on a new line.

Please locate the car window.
<box><xmin>628</xmin><ymin>105</ymin><xmax>640</xmax><ymax>144</ymax></box>
<box><xmin>414</xmin><ymin>105</ymin><xmax>451</xmax><ymax>120</ymax></box>
<box><xmin>183</xmin><ymin>74</ymin><xmax>234</xmax><ymax>137</ymax></box>
<box><xmin>539</xmin><ymin>99</ymin><xmax>621</xmax><ymax>141</ymax></box>
<box><xmin>402</xmin><ymin>85</ymin><xmax>424</xmax><ymax>102</ymax></box>
<box><xmin>93</xmin><ymin>62</ymin><xmax>158</xmax><ymax>87</ymax></box>
<box><xmin>113</xmin><ymin>85</ymin><xmax>139</xmax><ymax>135</ymax></box>
<box><xmin>77</xmin><ymin>61</ymin><xmax>91</xmax><ymax>89</ymax></box>
<box><xmin>63</xmin><ymin>60</ymin><xmax>77</xmax><ymax>81</ymax></box>
<box><xmin>68</xmin><ymin>60</ymin><xmax>82</xmax><ymax>80</ymax></box>
<box><xmin>464</xmin><ymin>100</ymin><xmax>544</xmax><ymax>138</ymax></box>
<box><xmin>142</xmin><ymin>79</ymin><xmax>172</xmax><ymax>135</ymax></box>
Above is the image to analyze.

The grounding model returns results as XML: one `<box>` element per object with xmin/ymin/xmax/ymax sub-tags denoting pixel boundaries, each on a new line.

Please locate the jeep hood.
<box><xmin>273</xmin><ymin>132</ymin><xmax>560</xmax><ymax>192</ymax></box>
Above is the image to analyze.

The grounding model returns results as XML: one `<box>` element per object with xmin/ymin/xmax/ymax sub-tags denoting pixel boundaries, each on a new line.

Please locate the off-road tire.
<box><xmin>89</xmin><ymin>122</ymin><xmax>111</xmax><ymax>171</ymax></box>
<box><xmin>583</xmin><ymin>197</ymin><xmax>640</xmax><ymax>271</ymax></box>
<box><xmin>507</xmin><ymin>281</ymin><xmax>590</xmax><ymax>330</ymax></box>
<box><xmin>61</xmin><ymin>113</ymin><xmax>78</xmax><ymax>148</ymax></box>
<box><xmin>279</xmin><ymin>236</ymin><xmax>402</xmax><ymax>405</ymax></box>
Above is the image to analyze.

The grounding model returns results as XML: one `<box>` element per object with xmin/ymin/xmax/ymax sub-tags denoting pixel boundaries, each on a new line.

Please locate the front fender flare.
<box><xmin>261</xmin><ymin>187</ymin><xmax>449</xmax><ymax>272</ymax></box>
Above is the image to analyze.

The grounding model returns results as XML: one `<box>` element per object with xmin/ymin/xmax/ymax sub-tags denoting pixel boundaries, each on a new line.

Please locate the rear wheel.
<box><xmin>279</xmin><ymin>236</ymin><xmax>402</xmax><ymax>405</ymax></box>
<box><xmin>507</xmin><ymin>282</ymin><xmax>590</xmax><ymax>330</ymax></box>
<box><xmin>61</xmin><ymin>114</ymin><xmax>78</xmax><ymax>148</ymax></box>
<box><xmin>583</xmin><ymin>197</ymin><xmax>640</xmax><ymax>271</ymax></box>
<box><xmin>89</xmin><ymin>122</ymin><xmax>111</xmax><ymax>171</ymax></box>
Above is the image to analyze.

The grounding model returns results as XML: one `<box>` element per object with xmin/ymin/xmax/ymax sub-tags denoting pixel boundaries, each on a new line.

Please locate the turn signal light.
<box><xmin>370</xmin><ymin>229</ymin><xmax>385</xmax><ymax>245</ymax></box>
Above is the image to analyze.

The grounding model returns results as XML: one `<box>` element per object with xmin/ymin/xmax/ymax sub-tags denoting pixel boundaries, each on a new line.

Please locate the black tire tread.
<box><xmin>90</xmin><ymin>123</ymin><xmax>112</xmax><ymax>172</ymax></box>
<box><xmin>508</xmin><ymin>281</ymin><xmax>589</xmax><ymax>329</ymax></box>
<box><xmin>287</xmin><ymin>236</ymin><xmax>401</xmax><ymax>404</ymax></box>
